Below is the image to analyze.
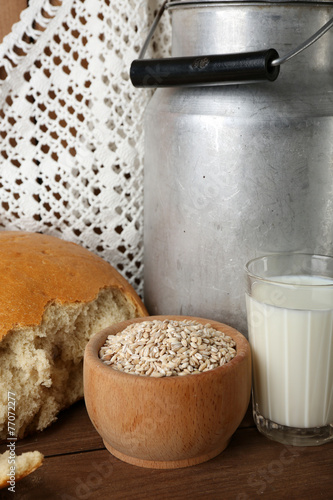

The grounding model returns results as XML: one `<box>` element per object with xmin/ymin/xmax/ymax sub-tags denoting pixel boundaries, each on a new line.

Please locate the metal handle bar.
<box><xmin>131</xmin><ymin>1</ymin><xmax>333</xmax><ymax>87</ymax></box>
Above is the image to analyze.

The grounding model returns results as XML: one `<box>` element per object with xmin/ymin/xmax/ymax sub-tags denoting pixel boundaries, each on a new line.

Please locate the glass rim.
<box><xmin>245</xmin><ymin>252</ymin><xmax>333</xmax><ymax>287</ymax></box>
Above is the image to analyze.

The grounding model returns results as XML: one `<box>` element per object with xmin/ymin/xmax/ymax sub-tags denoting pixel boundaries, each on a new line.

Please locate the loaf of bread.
<box><xmin>0</xmin><ymin>450</ymin><xmax>44</xmax><ymax>490</ymax></box>
<box><xmin>0</xmin><ymin>231</ymin><xmax>147</xmax><ymax>440</ymax></box>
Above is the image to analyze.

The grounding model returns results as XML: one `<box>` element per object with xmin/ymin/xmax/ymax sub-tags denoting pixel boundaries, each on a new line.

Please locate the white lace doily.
<box><xmin>0</xmin><ymin>0</ymin><xmax>171</xmax><ymax>296</ymax></box>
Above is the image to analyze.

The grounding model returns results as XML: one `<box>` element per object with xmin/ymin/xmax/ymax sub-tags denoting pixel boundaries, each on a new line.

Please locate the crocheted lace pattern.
<box><xmin>0</xmin><ymin>0</ymin><xmax>170</xmax><ymax>295</ymax></box>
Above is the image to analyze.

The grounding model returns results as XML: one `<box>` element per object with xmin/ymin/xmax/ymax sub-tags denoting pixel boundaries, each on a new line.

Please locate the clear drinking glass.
<box><xmin>245</xmin><ymin>253</ymin><xmax>333</xmax><ymax>446</ymax></box>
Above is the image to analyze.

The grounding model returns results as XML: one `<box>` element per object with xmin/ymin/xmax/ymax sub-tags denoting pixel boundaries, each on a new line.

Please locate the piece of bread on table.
<box><xmin>0</xmin><ymin>231</ymin><xmax>147</xmax><ymax>440</ymax></box>
<box><xmin>0</xmin><ymin>450</ymin><xmax>44</xmax><ymax>489</ymax></box>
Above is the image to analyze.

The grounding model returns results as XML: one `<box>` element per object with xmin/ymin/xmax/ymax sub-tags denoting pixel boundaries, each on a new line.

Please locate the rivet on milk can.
<box><xmin>130</xmin><ymin>0</ymin><xmax>333</xmax><ymax>335</ymax></box>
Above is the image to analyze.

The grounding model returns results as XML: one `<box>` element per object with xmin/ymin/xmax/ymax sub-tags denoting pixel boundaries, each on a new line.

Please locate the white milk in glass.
<box><xmin>246</xmin><ymin>275</ymin><xmax>333</xmax><ymax>428</ymax></box>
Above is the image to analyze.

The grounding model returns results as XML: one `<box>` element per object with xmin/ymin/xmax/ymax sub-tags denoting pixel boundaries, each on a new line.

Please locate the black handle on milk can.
<box><xmin>129</xmin><ymin>0</ymin><xmax>333</xmax><ymax>89</ymax></box>
<box><xmin>130</xmin><ymin>49</ymin><xmax>280</xmax><ymax>88</ymax></box>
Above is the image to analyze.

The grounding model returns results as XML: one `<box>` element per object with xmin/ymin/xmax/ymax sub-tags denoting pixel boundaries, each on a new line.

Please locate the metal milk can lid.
<box><xmin>130</xmin><ymin>0</ymin><xmax>333</xmax><ymax>87</ymax></box>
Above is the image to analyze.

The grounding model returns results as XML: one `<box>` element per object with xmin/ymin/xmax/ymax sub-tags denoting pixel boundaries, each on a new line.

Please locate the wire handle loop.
<box><xmin>131</xmin><ymin>1</ymin><xmax>333</xmax><ymax>88</ymax></box>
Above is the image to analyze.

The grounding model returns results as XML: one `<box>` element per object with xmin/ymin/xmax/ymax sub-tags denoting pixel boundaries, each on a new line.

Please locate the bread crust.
<box><xmin>0</xmin><ymin>231</ymin><xmax>147</xmax><ymax>340</ymax></box>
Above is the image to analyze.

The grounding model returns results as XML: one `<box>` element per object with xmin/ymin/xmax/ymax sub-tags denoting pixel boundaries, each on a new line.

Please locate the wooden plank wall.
<box><xmin>0</xmin><ymin>0</ymin><xmax>28</xmax><ymax>43</ymax></box>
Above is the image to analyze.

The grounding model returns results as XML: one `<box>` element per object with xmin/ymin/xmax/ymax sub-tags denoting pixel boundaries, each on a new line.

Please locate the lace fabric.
<box><xmin>0</xmin><ymin>0</ymin><xmax>171</xmax><ymax>295</ymax></box>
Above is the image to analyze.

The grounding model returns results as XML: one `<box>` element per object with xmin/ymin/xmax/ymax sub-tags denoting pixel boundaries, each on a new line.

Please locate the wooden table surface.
<box><xmin>1</xmin><ymin>399</ymin><xmax>332</xmax><ymax>500</ymax></box>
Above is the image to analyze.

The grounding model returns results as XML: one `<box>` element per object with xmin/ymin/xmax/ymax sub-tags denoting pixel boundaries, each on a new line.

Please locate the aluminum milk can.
<box><xmin>135</xmin><ymin>0</ymin><xmax>333</xmax><ymax>334</ymax></box>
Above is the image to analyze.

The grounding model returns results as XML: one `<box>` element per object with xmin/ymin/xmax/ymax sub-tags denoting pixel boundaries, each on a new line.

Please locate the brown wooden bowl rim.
<box><xmin>84</xmin><ymin>315</ymin><xmax>250</xmax><ymax>384</ymax></box>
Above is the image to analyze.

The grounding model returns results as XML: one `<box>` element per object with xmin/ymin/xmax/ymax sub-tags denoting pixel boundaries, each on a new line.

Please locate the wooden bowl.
<box><xmin>83</xmin><ymin>315</ymin><xmax>251</xmax><ymax>469</ymax></box>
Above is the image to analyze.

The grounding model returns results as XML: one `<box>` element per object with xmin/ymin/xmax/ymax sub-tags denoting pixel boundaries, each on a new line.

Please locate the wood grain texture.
<box><xmin>15</xmin><ymin>401</ymin><xmax>104</xmax><ymax>457</ymax></box>
<box><xmin>0</xmin><ymin>0</ymin><xmax>27</xmax><ymax>43</ymax></box>
<box><xmin>1</xmin><ymin>318</ymin><xmax>332</xmax><ymax>498</ymax></box>
<box><xmin>84</xmin><ymin>317</ymin><xmax>252</xmax><ymax>468</ymax></box>
<box><xmin>2</xmin><ymin>400</ymin><xmax>332</xmax><ymax>500</ymax></box>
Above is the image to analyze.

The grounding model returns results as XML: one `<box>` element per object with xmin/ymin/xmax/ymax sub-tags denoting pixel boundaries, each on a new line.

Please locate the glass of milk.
<box><xmin>245</xmin><ymin>253</ymin><xmax>333</xmax><ymax>446</ymax></box>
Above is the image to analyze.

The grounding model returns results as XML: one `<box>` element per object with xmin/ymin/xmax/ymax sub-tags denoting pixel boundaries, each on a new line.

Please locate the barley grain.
<box><xmin>99</xmin><ymin>319</ymin><xmax>236</xmax><ymax>377</ymax></box>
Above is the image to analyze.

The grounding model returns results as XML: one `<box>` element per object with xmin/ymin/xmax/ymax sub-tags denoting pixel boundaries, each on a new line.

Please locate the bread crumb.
<box><xmin>0</xmin><ymin>450</ymin><xmax>44</xmax><ymax>489</ymax></box>
<box><xmin>0</xmin><ymin>288</ymin><xmax>141</xmax><ymax>440</ymax></box>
